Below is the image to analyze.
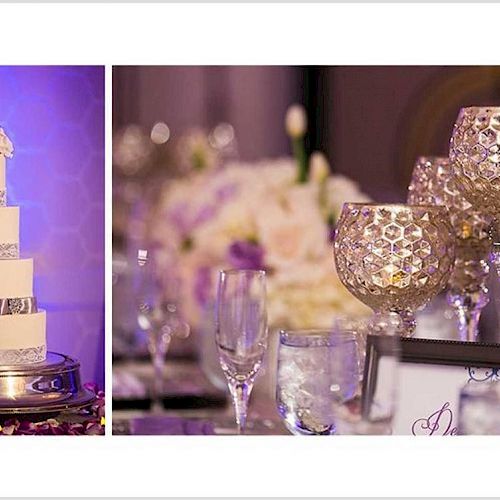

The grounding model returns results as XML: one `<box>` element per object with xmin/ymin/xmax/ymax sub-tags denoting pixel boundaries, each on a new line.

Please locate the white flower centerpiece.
<box><xmin>150</xmin><ymin>105</ymin><xmax>370</xmax><ymax>334</ymax></box>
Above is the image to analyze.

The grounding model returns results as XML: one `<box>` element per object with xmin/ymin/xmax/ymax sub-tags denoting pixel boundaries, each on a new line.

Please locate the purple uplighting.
<box><xmin>0</xmin><ymin>66</ymin><xmax>104</xmax><ymax>386</ymax></box>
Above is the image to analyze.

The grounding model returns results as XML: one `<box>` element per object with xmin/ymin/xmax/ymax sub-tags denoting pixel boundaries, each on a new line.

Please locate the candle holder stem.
<box><xmin>490</xmin><ymin>242</ymin><xmax>500</xmax><ymax>280</ymax></box>
<box><xmin>447</xmin><ymin>255</ymin><xmax>490</xmax><ymax>342</ymax></box>
<box><xmin>396</xmin><ymin>309</ymin><xmax>416</xmax><ymax>338</ymax></box>
<box><xmin>369</xmin><ymin>310</ymin><xmax>415</xmax><ymax>337</ymax></box>
<box><xmin>448</xmin><ymin>289</ymin><xmax>489</xmax><ymax>342</ymax></box>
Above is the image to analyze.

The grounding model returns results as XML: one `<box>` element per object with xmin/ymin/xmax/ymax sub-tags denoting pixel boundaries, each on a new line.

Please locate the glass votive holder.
<box><xmin>331</xmin><ymin>316</ymin><xmax>369</xmax><ymax>381</ymax></box>
<box><xmin>458</xmin><ymin>380</ymin><xmax>500</xmax><ymax>435</ymax></box>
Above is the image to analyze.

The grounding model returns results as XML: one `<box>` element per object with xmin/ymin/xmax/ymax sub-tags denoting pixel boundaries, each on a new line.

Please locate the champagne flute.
<box><xmin>136</xmin><ymin>249</ymin><xmax>189</xmax><ymax>412</ymax></box>
<box><xmin>215</xmin><ymin>269</ymin><xmax>268</xmax><ymax>434</ymax></box>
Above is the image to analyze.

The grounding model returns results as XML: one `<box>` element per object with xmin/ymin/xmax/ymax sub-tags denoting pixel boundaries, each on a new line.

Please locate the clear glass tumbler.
<box><xmin>344</xmin><ymin>331</ymin><xmax>400</xmax><ymax>435</ymax></box>
<box><xmin>276</xmin><ymin>330</ymin><xmax>359</xmax><ymax>435</ymax></box>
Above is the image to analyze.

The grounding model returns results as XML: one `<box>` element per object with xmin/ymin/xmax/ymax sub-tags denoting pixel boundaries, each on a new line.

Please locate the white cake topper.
<box><xmin>0</xmin><ymin>128</ymin><xmax>14</xmax><ymax>158</ymax></box>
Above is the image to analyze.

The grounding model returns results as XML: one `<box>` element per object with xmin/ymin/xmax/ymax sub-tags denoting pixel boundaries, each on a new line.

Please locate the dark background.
<box><xmin>114</xmin><ymin>65</ymin><xmax>500</xmax><ymax>202</ymax></box>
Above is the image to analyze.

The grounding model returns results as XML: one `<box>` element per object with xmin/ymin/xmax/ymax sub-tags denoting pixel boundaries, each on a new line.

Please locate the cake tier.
<box><xmin>0</xmin><ymin>206</ymin><xmax>18</xmax><ymax>251</ymax></box>
<box><xmin>0</xmin><ymin>310</ymin><xmax>46</xmax><ymax>364</ymax></box>
<box><xmin>0</xmin><ymin>259</ymin><xmax>33</xmax><ymax>298</ymax></box>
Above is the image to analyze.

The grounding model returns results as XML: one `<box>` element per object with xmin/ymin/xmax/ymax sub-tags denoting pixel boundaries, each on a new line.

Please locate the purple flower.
<box><xmin>168</xmin><ymin>183</ymin><xmax>236</xmax><ymax>244</ymax></box>
<box><xmin>193</xmin><ymin>205</ymin><xmax>216</xmax><ymax>226</ymax></box>
<box><xmin>167</xmin><ymin>202</ymin><xmax>191</xmax><ymax>237</ymax></box>
<box><xmin>227</xmin><ymin>240</ymin><xmax>264</xmax><ymax>270</ymax></box>
<box><xmin>168</xmin><ymin>202</ymin><xmax>218</xmax><ymax>240</ymax></box>
<box><xmin>194</xmin><ymin>266</ymin><xmax>213</xmax><ymax>307</ymax></box>
<box><xmin>0</xmin><ymin>383</ymin><xmax>105</xmax><ymax>436</ymax></box>
<box><xmin>215</xmin><ymin>183</ymin><xmax>237</xmax><ymax>202</ymax></box>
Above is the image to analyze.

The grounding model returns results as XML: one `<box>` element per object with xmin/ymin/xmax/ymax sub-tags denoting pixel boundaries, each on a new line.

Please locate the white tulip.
<box><xmin>285</xmin><ymin>104</ymin><xmax>307</xmax><ymax>138</ymax></box>
<box><xmin>309</xmin><ymin>152</ymin><xmax>330</xmax><ymax>183</ymax></box>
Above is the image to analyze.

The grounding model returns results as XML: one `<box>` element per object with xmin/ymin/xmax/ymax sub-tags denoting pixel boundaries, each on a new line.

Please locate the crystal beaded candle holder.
<box><xmin>333</xmin><ymin>203</ymin><xmax>455</xmax><ymax>337</ymax></box>
<box><xmin>450</xmin><ymin>106</ymin><xmax>500</xmax><ymax>278</ymax></box>
<box><xmin>408</xmin><ymin>157</ymin><xmax>492</xmax><ymax>341</ymax></box>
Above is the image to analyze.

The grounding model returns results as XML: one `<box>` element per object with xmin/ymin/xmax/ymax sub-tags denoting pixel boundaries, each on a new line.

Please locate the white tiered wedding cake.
<box><xmin>0</xmin><ymin>128</ymin><xmax>46</xmax><ymax>365</ymax></box>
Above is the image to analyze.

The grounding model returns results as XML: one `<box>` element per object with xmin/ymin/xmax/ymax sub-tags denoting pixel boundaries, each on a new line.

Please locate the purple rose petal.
<box><xmin>0</xmin><ymin>382</ymin><xmax>105</xmax><ymax>436</ymax></box>
<box><xmin>215</xmin><ymin>183</ymin><xmax>237</xmax><ymax>202</ymax></box>
<box><xmin>193</xmin><ymin>205</ymin><xmax>216</xmax><ymax>226</ymax></box>
<box><xmin>227</xmin><ymin>240</ymin><xmax>264</xmax><ymax>270</ymax></box>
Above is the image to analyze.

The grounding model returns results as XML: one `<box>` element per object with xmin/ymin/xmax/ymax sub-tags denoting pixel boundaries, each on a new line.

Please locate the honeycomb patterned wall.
<box><xmin>0</xmin><ymin>66</ymin><xmax>104</xmax><ymax>385</ymax></box>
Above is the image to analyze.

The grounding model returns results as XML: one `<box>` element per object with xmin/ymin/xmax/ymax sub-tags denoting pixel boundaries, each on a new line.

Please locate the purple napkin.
<box><xmin>129</xmin><ymin>416</ymin><xmax>215</xmax><ymax>435</ymax></box>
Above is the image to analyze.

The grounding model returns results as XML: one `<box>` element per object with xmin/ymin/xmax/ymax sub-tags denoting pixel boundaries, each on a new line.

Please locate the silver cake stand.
<box><xmin>0</xmin><ymin>352</ymin><xmax>95</xmax><ymax>416</ymax></box>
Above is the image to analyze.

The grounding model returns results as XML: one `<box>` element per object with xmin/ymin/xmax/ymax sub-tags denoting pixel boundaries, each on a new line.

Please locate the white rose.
<box><xmin>255</xmin><ymin>185</ymin><xmax>328</xmax><ymax>270</ymax></box>
<box><xmin>267</xmin><ymin>258</ymin><xmax>369</xmax><ymax>330</ymax></box>
<box><xmin>192</xmin><ymin>199</ymin><xmax>256</xmax><ymax>257</ymax></box>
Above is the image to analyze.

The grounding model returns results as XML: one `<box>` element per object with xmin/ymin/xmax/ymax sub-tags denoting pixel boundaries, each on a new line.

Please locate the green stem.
<box><xmin>292</xmin><ymin>137</ymin><xmax>308</xmax><ymax>183</ymax></box>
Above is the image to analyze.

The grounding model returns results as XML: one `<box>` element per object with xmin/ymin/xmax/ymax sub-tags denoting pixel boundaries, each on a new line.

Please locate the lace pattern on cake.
<box><xmin>0</xmin><ymin>297</ymin><xmax>37</xmax><ymax>315</ymax></box>
<box><xmin>0</xmin><ymin>243</ymin><xmax>19</xmax><ymax>259</ymax></box>
<box><xmin>0</xmin><ymin>345</ymin><xmax>46</xmax><ymax>365</ymax></box>
<box><xmin>0</xmin><ymin>190</ymin><xmax>5</xmax><ymax>207</ymax></box>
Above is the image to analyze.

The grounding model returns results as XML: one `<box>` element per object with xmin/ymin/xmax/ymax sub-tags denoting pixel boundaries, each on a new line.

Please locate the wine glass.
<box><xmin>276</xmin><ymin>329</ymin><xmax>359</xmax><ymax>435</ymax></box>
<box><xmin>333</xmin><ymin>203</ymin><xmax>455</xmax><ymax>337</ymax></box>
<box><xmin>408</xmin><ymin>157</ymin><xmax>492</xmax><ymax>341</ymax></box>
<box><xmin>450</xmin><ymin>106</ymin><xmax>500</xmax><ymax>280</ymax></box>
<box><xmin>215</xmin><ymin>269</ymin><xmax>268</xmax><ymax>434</ymax></box>
<box><xmin>136</xmin><ymin>249</ymin><xmax>190</xmax><ymax>412</ymax></box>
